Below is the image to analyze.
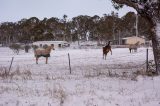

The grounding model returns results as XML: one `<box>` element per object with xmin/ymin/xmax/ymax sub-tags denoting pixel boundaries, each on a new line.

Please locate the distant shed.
<box><xmin>122</xmin><ymin>36</ymin><xmax>145</xmax><ymax>45</ymax></box>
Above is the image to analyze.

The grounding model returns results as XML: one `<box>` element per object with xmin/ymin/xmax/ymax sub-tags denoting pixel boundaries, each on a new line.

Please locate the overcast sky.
<box><xmin>0</xmin><ymin>0</ymin><xmax>136</xmax><ymax>22</ymax></box>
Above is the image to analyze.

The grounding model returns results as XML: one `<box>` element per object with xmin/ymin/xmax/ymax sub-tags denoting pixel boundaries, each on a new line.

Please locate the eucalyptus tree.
<box><xmin>118</xmin><ymin>12</ymin><xmax>151</xmax><ymax>39</ymax></box>
<box><xmin>72</xmin><ymin>16</ymin><xmax>83</xmax><ymax>45</ymax></box>
<box><xmin>68</xmin><ymin>20</ymin><xmax>79</xmax><ymax>42</ymax></box>
<box><xmin>27</xmin><ymin>17</ymin><xmax>40</xmax><ymax>41</ymax></box>
<box><xmin>62</xmin><ymin>15</ymin><xmax>68</xmax><ymax>41</ymax></box>
<box><xmin>0</xmin><ymin>23</ymin><xmax>6</xmax><ymax>44</ymax></box>
<box><xmin>69</xmin><ymin>19</ymin><xmax>79</xmax><ymax>42</ymax></box>
<box><xmin>18</xmin><ymin>17</ymin><xmax>40</xmax><ymax>42</ymax></box>
<box><xmin>121</xmin><ymin>12</ymin><xmax>136</xmax><ymax>37</ymax></box>
<box><xmin>17</xmin><ymin>18</ymin><xmax>28</xmax><ymax>41</ymax></box>
<box><xmin>90</xmin><ymin>15</ymin><xmax>102</xmax><ymax>43</ymax></box>
<box><xmin>72</xmin><ymin>15</ymin><xmax>92</xmax><ymax>42</ymax></box>
<box><xmin>0</xmin><ymin>23</ymin><xmax>7</xmax><ymax>45</ymax></box>
<box><xmin>138</xmin><ymin>16</ymin><xmax>152</xmax><ymax>38</ymax></box>
<box><xmin>0</xmin><ymin>22</ymin><xmax>16</xmax><ymax>45</ymax></box>
<box><xmin>61</xmin><ymin>15</ymin><xmax>73</xmax><ymax>41</ymax></box>
<box><xmin>111</xmin><ymin>12</ymin><xmax>123</xmax><ymax>42</ymax></box>
<box><xmin>99</xmin><ymin>14</ymin><xmax>117</xmax><ymax>41</ymax></box>
<box><xmin>10</xmin><ymin>22</ymin><xmax>20</xmax><ymax>43</ymax></box>
<box><xmin>111</xmin><ymin>0</ymin><xmax>160</xmax><ymax>73</ymax></box>
<box><xmin>46</xmin><ymin>17</ymin><xmax>59</xmax><ymax>40</ymax></box>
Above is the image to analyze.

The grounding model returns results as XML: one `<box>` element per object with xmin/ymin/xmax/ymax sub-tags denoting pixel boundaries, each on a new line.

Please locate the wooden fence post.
<box><xmin>9</xmin><ymin>57</ymin><xmax>14</xmax><ymax>73</ymax></box>
<box><xmin>68</xmin><ymin>53</ymin><xmax>72</xmax><ymax>74</ymax></box>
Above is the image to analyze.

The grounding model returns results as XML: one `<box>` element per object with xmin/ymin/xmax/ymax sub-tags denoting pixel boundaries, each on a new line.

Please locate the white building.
<box><xmin>32</xmin><ymin>41</ymin><xmax>70</xmax><ymax>48</ymax></box>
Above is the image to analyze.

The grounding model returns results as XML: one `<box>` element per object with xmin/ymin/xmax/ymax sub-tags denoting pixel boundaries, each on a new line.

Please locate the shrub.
<box><xmin>24</xmin><ymin>45</ymin><xmax>31</xmax><ymax>53</ymax></box>
<box><xmin>0</xmin><ymin>67</ymin><xmax>9</xmax><ymax>79</ymax></box>
<box><xmin>9</xmin><ymin>43</ymin><xmax>22</xmax><ymax>55</ymax></box>
<box><xmin>32</xmin><ymin>45</ymin><xmax>39</xmax><ymax>50</ymax></box>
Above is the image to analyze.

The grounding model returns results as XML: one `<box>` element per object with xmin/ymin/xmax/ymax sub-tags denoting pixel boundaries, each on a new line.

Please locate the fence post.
<box><xmin>9</xmin><ymin>57</ymin><xmax>14</xmax><ymax>73</ymax></box>
<box><xmin>146</xmin><ymin>48</ymin><xmax>148</xmax><ymax>72</ymax></box>
<box><xmin>68</xmin><ymin>53</ymin><xmax>72</xmax><ymax>74</ymax></box>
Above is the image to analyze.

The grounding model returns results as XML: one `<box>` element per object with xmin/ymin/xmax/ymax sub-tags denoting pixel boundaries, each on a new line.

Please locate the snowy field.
<box><xmin>0</xmin><ymin>46</ymin><xmax>160</xmax><ymax>106</ymax></box>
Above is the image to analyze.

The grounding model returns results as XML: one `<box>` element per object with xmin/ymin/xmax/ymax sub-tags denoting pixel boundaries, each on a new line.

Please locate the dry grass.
<box><xmin>0</xmin><ymin>66</ymin><xmax>11</xmax><ymax>79</ymax></box>
<box><xmin>0</xmin><ymin>66</ymin><xmax>32</xmax><ymax>80</ymax></box>
<box><xmin>46</xmin><ymin>84</ymin><xmax>67</xmax><ymax>106</ymax></box>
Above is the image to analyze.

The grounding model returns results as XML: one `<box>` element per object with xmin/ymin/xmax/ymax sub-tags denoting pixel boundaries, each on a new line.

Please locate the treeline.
<box><xmin>0</xmin><ymin>12</ymin><xmax>151</xmax><ymax>45</ymax></box>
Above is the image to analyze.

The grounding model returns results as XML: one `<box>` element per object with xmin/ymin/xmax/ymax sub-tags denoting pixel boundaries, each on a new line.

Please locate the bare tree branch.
<box><xmin>111</xmin><ymin>0</ymin><xmax>139</xmax><ymax>10</ymax></box>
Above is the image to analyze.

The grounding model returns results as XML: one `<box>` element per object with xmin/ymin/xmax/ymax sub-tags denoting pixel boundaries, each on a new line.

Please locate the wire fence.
<box><xmin>0</xmin><ymin>48</ymin><xmax>154</xmax><ymax>77</ymax></box>
<box><xmin>0</xmin><ymin>50</ymin><xmax>151</xmax><ymax>75</ymax></box>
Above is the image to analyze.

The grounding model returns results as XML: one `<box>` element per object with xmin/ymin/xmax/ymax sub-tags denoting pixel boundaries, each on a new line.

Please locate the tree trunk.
<box><xmin>152</xmin><ymin>22</ymin><xmax>160</xmax><ymax>73</ymax></box>
<box><xmin>77</xmin><ymin>34</ymin><xmax>80</xmax><ymax>46</ymax></box>
<box><xmin>111</xmin><ymin>0</ymin><xmax>160</xmax><ymax>73</ymax></box>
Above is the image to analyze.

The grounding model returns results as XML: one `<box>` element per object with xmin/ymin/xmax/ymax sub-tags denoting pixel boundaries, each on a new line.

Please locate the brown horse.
<box><xmin>103</xmin><ymin>41</ymin><xmax>112</xmax><ymax>60</ymax></box>
<box><xmin>34</xmin><ymin>44</ymin><xmax>55</xmax><ymax>64</ymax></box>
<box><xmin>129</xmin><ymin>41</ymin><xmax>139</xmax><ymax>53</ymax></box>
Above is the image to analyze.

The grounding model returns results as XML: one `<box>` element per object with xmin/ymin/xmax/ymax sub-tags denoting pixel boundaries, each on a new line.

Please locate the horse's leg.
<box><xmin>103</xmin><ymin>51</ymin><xmax>105</xmax><ymax>59</ymax></box>
<box><xmin>46</xmin><ymin>57</ymin><xmax>48</xmax><ymax>64</ymax></box>
<box><xmin>105</xmin><ymin>54</ymin><xmax>107</xmax><ymax>60</ymax></box>
<box><xmin>110</xmin><ymin>49</ymin><xmax>112</xmax><ymax>55</ymax></box>
<box><xmin>103</xmin><ymin>53</ymin><xmax>104</xmax><ymax>59</ymax></box>
<box><xmin>103</xmin><ymin>54</ymin><xmax>104</xmax><ymax>59</ymax></box>
<box><xmin>129</xmin><ymin>48</ymin><xmax>131</xmax><ymax>53</ymax></box>
<box><xmin>36</xmin><ymin>57</ymin><xmax>38</xmax><ymax>64</ymax></box>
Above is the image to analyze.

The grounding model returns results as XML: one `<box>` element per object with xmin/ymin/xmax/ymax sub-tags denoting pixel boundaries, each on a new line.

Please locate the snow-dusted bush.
<box><xmin>32</xmin><ymin>45</ymin><xmax>39</xmax><ymax>50</ymax></box>
<box><xmin>24</xmin><ymin>45</ymin><xmax>31</xmax><ymax>53</ymax></box>
<box><xmin>9</xmin><ymin>43</ymin><xmax>22</xmax><ymax>55</ymax></box>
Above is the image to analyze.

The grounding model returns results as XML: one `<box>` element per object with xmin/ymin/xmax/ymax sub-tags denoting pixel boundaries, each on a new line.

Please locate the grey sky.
<box><xmin>0</xmin><ymin>0</ymin><xmax>136</xmax><ymax>22</ymax></box>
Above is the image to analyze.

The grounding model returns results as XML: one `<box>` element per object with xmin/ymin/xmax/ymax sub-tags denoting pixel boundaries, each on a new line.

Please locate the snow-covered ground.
<box><xmin>0</xmin><ymin>46</ymin><xmax>160</xmax><ymax>106</ymax></box>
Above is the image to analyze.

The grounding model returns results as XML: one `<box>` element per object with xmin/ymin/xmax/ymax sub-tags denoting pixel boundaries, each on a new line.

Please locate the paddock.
<box><xmin>0</xmin><ymin>47</ymin><xmax>154</xmax><ymax>76</ymax></box>
<box><xmin>0</xmin><ymin>47</ymin><xmax>159</xmax><ymax>106</ymax></box>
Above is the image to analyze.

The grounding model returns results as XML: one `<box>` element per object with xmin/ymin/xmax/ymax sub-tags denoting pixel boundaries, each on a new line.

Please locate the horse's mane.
<box><xmin>105</xmin><ymin>41</ymin><xmax>111</xmax><ymax>47</ymax></box>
